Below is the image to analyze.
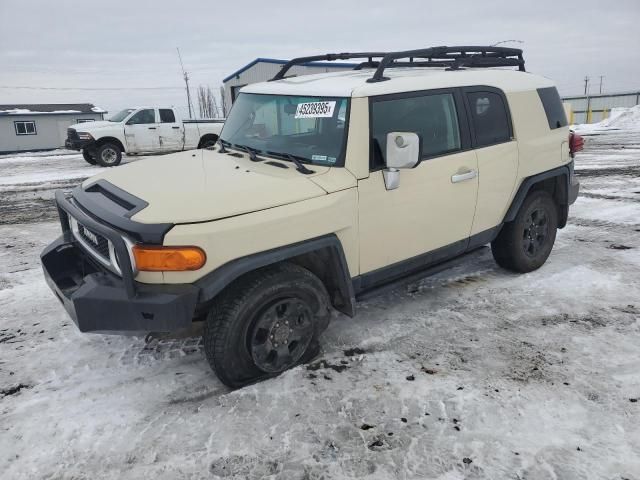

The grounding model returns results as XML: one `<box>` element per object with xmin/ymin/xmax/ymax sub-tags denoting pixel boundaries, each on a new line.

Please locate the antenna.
<box><xmin>177</xmin><ymin>47</ymin><xmax>193</xmax><ymax>119</ymax></box>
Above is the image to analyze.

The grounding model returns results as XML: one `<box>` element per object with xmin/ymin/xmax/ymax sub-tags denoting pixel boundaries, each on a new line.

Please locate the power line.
<box><xmin>0</xmin><ymin>85</ymin><xmax>184</xmax><ymax>91</ymax></box>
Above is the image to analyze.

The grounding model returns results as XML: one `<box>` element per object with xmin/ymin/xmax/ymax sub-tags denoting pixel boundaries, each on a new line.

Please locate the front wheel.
<box><xmin>203</xmin><ymin>263</ymin><xmax>331</xmax><ymax>388</ymax></box>
<box><xmin>82</xmin><ymin>148</ymin><xmax>97</xmax><ymax>165</ymax></box>
<box><xmin>95</xmin><ymin>142</ymin><xmax>122</xmax><ymax>167</ymax></box>
<box><xmin>491</xmin><ymin>190</ymin><xmax>558</xmax><ymax>273</ymax></box>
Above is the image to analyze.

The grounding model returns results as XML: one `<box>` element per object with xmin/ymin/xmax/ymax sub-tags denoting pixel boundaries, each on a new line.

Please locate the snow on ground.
<box><xmin>573</xmin><ymin>105</ymin><xmax>640</xmax><ymax>135</ymax></box>
<box><xmin>0</xmin><ymin>134</ymin><xmax>639</xmax><ymax>479</ymax></box>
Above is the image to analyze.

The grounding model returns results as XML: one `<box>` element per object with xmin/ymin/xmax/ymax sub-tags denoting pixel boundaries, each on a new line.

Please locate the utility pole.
<box><xmin>177</xmin><ymin>47</ymin><xmax>193</xmax><ymax>119</ymax></box>
<box><xmin>599</xmin><ymin>75</ymin><xmax>604</xmax><ymax>94</ymax></box>
<box><xmin>583</xmin><ymin>76</ymin><xmax>590</xmax><ymax>95</ymax></box>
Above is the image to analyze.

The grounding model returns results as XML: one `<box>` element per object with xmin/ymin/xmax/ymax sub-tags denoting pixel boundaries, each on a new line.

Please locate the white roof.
<box><xmin>242</xmin><ymin>67</ymin><xmax>555</xmax><ymax>98</ymax></box>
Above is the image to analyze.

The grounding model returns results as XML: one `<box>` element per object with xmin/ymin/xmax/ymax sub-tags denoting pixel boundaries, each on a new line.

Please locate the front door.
<box><xmin>124</xmin><ymin>108</ymin><xmax>159</xmax><ymax>152</ymax></box>
<box><xmin>358</xmin><ymin>90</ymin><xmax>479</xmax><ymax>282</ymax></box>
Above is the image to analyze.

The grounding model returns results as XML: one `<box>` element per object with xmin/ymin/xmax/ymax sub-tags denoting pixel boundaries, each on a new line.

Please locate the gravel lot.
<box><xmin>0</xmin><ymin>134</ymin><xmax>639</xmax><ymax>480</ymax></box>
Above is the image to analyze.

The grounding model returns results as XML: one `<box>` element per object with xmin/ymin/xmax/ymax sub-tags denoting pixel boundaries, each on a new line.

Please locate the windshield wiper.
<box><xmin>236</xmin><ymin>144</ymin><xmax>263</xmax><ymax>162</ymax></box>
<box><xmin>218</xmin><ymin>138</ymin><xmax>231</xmax><ymax>153</ymax></box>
<box><xmin>265</xmin><ymin>151</ymin><xmax>315</xmax><ymax>175</ymax></box>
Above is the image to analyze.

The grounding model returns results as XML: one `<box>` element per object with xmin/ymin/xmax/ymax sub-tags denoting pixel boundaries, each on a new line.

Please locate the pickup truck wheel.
<box><xmin>491</xmin><ymin>190</ymin><xmax>558</xmax><ymax>273</ymax></box>
<box><xmin>203</xmin><ymin>263</ymin><xmax>331</xmax><ymax>388</ymax></box>
<box><xmin>200</xmin><ymin>138</ymin><xmax>217</xmax><ymax>149</ymax></box>
<box><xmin>95</xmin><ymin>142</ymin><xmax>122</xmax><ymax>167</ymax></box>
<box><xmin>82</xmin><ymin>148</ymin><xmax>97</xmax><ymax>165</ymax></box>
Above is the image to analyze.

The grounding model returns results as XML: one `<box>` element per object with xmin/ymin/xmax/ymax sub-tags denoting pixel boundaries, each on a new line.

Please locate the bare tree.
<box><xmin>197</xmin><ymin>85</ymin><xmax>219</xmax><ymax>118</ymax></box>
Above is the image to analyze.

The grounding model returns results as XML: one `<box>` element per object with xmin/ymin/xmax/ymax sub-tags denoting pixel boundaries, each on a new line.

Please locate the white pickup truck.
<box><xmin>65</xmin><ymin>107</ymin><xmax>224</xmax><ymax>166</ymax></box>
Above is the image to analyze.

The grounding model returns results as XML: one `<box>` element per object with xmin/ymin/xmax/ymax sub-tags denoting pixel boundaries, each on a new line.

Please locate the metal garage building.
<box><xmin>0</xmin><ymin>103</ymin><xmax>106</xmax><ymax>154</ymax></box>
<box><xmin>562</xmin><ymin>91</ymin><xmax>640</xmax><ymax>124</ymax></box>
<box><xmin>222</xmin><ymin>58</ymin><xmax>357</xmax><ymax>116</ymax></box>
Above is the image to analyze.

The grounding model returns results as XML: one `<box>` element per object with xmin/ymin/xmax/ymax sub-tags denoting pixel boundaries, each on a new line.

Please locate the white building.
<box><xmin>0</xmin><ymin>103</ymin><xmax>106</xmax><ymax>153</ymax></box>
<box><xmin>222</xmin><ymin>58</ymin><xmax>357</xmax><ymax>116</ymax></box>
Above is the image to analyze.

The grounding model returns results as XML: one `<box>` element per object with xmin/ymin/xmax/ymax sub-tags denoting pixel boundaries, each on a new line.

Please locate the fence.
<box><xmin>562</xmin><ymin>91</ymin><xmax>640</xmax><ymax>124</ymax></box>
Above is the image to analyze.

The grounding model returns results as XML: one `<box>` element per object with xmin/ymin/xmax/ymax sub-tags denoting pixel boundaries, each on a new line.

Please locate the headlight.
<box><xmin>77</xmin><ymin>132</ymin><xmax>93</xmax><ymax>140</ymax></box>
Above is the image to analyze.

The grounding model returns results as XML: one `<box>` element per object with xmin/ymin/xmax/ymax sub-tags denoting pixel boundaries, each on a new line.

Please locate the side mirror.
<box><xmin>383</xmin><ymin>132</ymin><xmax>421</xmax><ymax>190</ymax></box>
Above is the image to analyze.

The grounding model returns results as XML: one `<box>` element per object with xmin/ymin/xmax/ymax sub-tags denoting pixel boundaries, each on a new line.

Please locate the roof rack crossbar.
<box><xmin>268</xmin><ymin>46</ymin><xmax>525</xmax><ymax>83</ymax></box>
<box><xmin>270</xmin><ymin>52</ymin><xmax>388</xmax><ymax>81</ymax></box>
<box><xmin>366</xmin><ymin>46</ymin><xmax>525</xmax><ymax>82</ymax></box>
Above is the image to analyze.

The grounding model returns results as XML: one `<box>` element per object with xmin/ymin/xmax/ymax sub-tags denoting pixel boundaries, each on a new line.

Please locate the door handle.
<box><xmin>451</xmin><ymin>169</ymin><xmax>477</xmax><ymax>183</ymax></box>
<box><xmin>171</xmin><ymin>126</ymin><xmax>180</xmax><ymax>129</ymax></box>
<box><xmin>148</xmin><ymin>127</ymin><xmax>156</xmax><ymax>130</ymax></box>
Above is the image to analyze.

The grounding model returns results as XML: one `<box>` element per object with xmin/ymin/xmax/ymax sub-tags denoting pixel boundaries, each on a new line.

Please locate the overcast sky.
<box><xmin>1</xmin><ymin>0</ymin><xmax>639</xmax><ymax>118</ymax></box>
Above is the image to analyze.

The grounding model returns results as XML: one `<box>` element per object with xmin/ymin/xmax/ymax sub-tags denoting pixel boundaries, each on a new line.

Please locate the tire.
<box><xmin>203</xmin><ymin>263</ymin><xmax>331</xmax><ymax>388</ymax></box>
<box><xmin>199</xmin><ymin>137</ymin><xmax>218</xmax><ymax>149</ymax></box>
<box><xmin>491</xmin><ymin>190</ymin><xmax>558</xmax><ymax>273</ymax></box>
<box><xmin>82</xmin><ymin>148</ymin><xmax>97</xmax><ymax>165</ymax></box>
<box><xmin>95</xmin><ymin>142</ymin><xmax>122</xmax><ymax>167</ymax></box>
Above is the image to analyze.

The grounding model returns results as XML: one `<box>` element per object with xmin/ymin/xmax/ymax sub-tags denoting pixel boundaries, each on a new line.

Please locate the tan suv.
<box><xmin>41</xmin><ymin>46</ymin><xmax>582</xmax><ymax>387</ymax></box>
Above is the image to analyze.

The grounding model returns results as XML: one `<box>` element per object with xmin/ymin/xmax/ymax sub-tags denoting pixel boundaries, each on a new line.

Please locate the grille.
<box><xmin>77</xmin><ymin>223</ymin><xmax>110</xmax><ymax>259</ymax></box>
<box><xmin>67</xmin><ymin>128</ymin><xmax>78</xmax><ymax>140</ymax></box>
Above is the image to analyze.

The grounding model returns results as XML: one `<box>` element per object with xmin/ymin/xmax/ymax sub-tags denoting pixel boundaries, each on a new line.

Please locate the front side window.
<box><xmin>466</xmin><ymin>91</ymin><xmax>511</xmax><ymax>147</ymax></box>
<box><xmin>127</xmin><ymin>109</ymin><xmax>156</xmax><ymax>125</ymax></box>
<box><xmin>371</xmin><ymin>92</ymin><xmax>461</xmax><ymax>169</ymax></box>
<box><xmin>159</xmin><ymin>109</ymin><xmax>176</xmax><ymax>123</ymax></box>
<box><xmin>14</xmin><ymin>121</ymin><xmax>36</xmax><ymax>135</ymax></box>
<box><xmin>109</xmin><ymin>109</ymin><xmax>135</xmax><ymax>122</ymax></box>
<box><xmin>221</xmin><ymin>93</ymin><xmax>349</xmax><ymax>166</ymax></box>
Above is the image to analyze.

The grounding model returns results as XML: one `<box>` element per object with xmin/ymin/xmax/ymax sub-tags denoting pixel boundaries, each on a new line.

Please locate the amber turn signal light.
<box><xmin>132</xmin><ymin>245</ymin><xmax>206</xmax><ymax>272</ymax></box>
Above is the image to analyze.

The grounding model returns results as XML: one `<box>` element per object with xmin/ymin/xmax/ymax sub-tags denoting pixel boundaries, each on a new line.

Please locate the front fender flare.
<box><xmin>194</xmin><ymin>234</ymin><xmax>356</xmax><ymax>317</ymax></box>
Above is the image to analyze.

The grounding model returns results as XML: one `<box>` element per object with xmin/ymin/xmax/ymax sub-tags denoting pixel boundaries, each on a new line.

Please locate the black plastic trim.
<box><xmin>55</xmin><ymin>190</ymin><xmax>138</xmax><ymax>297</ymax></box>
<box><xmin>353</xmin><ymin>226</ymin><xmax>501</xmax><ymax>296</ymax></box>
<box><xmin>41</xmin><ymin>235</ymin><xmax>198</xmax><ymax>334</ymax></box>
<box><xmin>72</xmin><ymin>181</ymin><xmax>173</xmax><ymax>244</ymax></box>
<box><xmin>354</xmin><ymin>238</ymin><xmax>468</xmax><ymax>293</ymax></box>
<box><xmin>195</xmin><ymin>234</ymin><xmax>356</xmax><ymax>317</ymax></box>
<box><xmin>504</xmin><ymin>163</ymin><xmax>571</xmax><ymax>223</ymax></box>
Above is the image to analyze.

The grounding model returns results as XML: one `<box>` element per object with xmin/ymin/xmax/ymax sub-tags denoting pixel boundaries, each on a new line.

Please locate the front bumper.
<box><xmin>41</xmin><ymin>190</ymin><xmax>198</xmax><ymax>334</ymax></box>
<box><xmin>65</xmin><ymin>138</ymin><xmax>93</xmax><ymax>151</ymax></box>
<box><xmin>41</xmin><ymin>234</ymin><xmax>199</xmax><ymax>334</ymax></box>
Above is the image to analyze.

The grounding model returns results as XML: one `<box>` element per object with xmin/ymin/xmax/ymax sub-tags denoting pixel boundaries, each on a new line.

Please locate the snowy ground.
<box><xmin>0</xmin><ymin>134</ymin><xmax>639</xmax><ymax>480</ymax></box>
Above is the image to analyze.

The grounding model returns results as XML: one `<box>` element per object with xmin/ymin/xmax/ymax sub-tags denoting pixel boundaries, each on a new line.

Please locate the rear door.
<box><xmin>124</xmin><ymin>108</ymin><xmax>159</xmax><ymax>152</ymax></box>
<box><xmin>463</xmin><ymin>87</ymin><xmax>519</xmax><ymax>238</ymax></box>
<box><xmin>357</xmin><ymin>89</ymin><xmax>479</xmax><ymax>279</ymax></box>
<box><xmin>157</xmin><ymin>109</ymin><xmax>183</xmax><ymax>151</ymax></box>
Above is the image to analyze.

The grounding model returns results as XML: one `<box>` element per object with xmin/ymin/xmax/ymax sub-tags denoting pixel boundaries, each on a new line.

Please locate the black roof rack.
<box><xmin>269</xmin><ymin>46</ymin><xmax>525</xmax><ymax>83</ymax></box>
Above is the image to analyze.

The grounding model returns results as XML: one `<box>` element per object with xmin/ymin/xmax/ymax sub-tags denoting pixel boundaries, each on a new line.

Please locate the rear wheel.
<box><xmin>82</xmin><ymin>148</ymin><xmax>97</xmax><ymax>165</ymax></box>
<box><xmin>95</xmin><ymin>142</ymin><xmax>122</xmax><ymax>167</ymax></box>
<box><xmin>491</xmin><ymin>190</ymin><xmax>558</xmax><ymax>273</ymax></box>
<box><xmin>203</xmin><ymin>263</ymin><xmax>330</xmax><ymax>388</ymax></box>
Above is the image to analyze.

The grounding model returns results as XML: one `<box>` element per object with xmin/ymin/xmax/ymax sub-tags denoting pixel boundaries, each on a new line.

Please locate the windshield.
<box><xmin>109</xmin><ymin>109</ymin><xmax>135</xmax><ymax>122</ymax></box>
<box><xmin>220</xmin><ymin>93</ymin><xmax>349</xmax><ymax>166</ymax></box>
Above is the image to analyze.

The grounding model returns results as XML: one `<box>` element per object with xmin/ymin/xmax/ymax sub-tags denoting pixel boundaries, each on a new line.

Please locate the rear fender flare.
<box><xmin>504</xmin><ymin>164</ymin><xmax>570</xmax><ymax>225</ymax></box>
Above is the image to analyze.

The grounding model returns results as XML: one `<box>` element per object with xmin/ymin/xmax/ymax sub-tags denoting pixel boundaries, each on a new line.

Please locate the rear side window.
<box><xmin>159</xmin><ymin>109</ymin><xmax>176</xmax><ymax>123</ymax></box>
<box><xmin>371</xmin><ymin>92</ymin><xmax>461</xmax><ymax>169</ymax></box>
<box><xmin>466</xmin><ymin>91</ymin><xmax>511</xmax><ymax>147</ymax></box>
<box><xmin>537</xmin><ymin>87</ymin><xmax>568</xmax><ymax>129</ymax></box>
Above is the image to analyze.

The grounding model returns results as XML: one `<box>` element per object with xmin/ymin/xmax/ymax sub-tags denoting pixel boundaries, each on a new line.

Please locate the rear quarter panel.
<box><xmin>508</xmin><ymin>90</ymin><xmax>570</xmax><ymax>181</ymax></box>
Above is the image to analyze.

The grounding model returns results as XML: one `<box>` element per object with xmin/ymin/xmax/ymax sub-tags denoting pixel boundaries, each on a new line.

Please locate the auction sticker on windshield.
<box><xmin>295</xmin><ymin>101</ymin><xmax>336</xmax><ymax>119</ymax></box>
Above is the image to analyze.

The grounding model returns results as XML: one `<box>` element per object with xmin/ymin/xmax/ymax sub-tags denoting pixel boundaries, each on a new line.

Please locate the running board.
<box><xmin>355</xmin><ymin>247</ymin><xmax>488</xmax><ymax>302</ymax></box>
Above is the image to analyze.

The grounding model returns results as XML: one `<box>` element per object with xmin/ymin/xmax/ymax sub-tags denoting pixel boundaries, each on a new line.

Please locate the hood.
<box><xmin>71</xmin><ymin>120</ymin><xmax>114</xmax><ymax>131</ymax></box>
<box><xmin>82</xmin><ymin>149</ymin><xmax>355</xmax><ymax>224</ymax></box>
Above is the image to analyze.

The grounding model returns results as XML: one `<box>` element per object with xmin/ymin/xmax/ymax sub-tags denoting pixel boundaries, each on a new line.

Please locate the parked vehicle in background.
<box><xmin>42</xmin><ymin>46</ymin><xmax>583</xmax><ymax>388</ymax></box>
<box><xmin>65</xmin><ymin>107</ymin><xmax>224</xmax><ymax>166</ymax></box>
